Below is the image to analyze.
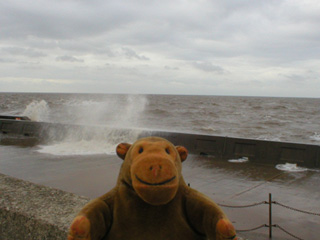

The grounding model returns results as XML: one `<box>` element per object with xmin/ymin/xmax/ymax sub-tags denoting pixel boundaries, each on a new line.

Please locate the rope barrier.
<box><xmin>274</xmin><ymin>224</ymin><xmax>304</xmax><ymax>240</ymax></box>
<box><xmin>273</xmin><ymin>201</ymin><xmax>320</xmax><ymax>216</ymax></box>
<box><xmin>218</xmin><ymin>201</ymin><xmax>267</xmax><ymax>208</ymax></box>
<box><xmin>236</xmin><ymin>224</ymin><xmax>267</xmax><ymax>232</ymax></box>
<box><xmin>214</xmin><ymin>193</ymin><xmax>319</xmax><ymax>239</ymax></box>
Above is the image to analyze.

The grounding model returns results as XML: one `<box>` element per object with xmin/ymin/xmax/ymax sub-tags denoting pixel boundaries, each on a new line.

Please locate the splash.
<box><xmin>58</xmin><ymin>95</ymin><xmax>148</xmax><ymax>127</ymax></box>
<box><xmin>36</xmin><ymin>95</ymin><xmax>148</xmax><ymax>155</ymax></box>
<box><xmin>37</xmin><ymin>140</ymin><xmax>111</xmax><ymax>155</ymax></box>
<box><xmin>37</xmin><ymin>126</ymin><xmax>143</xmax><ymax>155</ymax></box>
<box><xmin>117</xmin><ymin>95</ymin><xmax>148</xmax><ymax>127</ymax></box>
<box><xmin>228</xmin><ymin>157</ymin><xmax>249</xmax><ymax>163</ymax></box>
<box><xmin>23</xmin><ymin>100</ymin><xmax>50</xmax><ymax>122</ymax></box>
<box><xmin>310</xmin><ymin>132</ymin><xmax>320</xmax><ymax>141</ymax></box>
<box><xmin>275</xmin><ymin>163</ymin><xmax>308</xmax><ymax>172</ymax></box>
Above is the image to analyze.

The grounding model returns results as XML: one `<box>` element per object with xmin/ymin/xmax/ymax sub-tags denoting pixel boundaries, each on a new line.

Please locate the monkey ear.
<box><xmin>116</xmin><ymin>143</ymin><xmax>131</xmax><ymax>160</ymax></box>
<box><xmin>176</xmin><ymin>146</ymin><xmax>188</xmax><ymax>162</ymax></box>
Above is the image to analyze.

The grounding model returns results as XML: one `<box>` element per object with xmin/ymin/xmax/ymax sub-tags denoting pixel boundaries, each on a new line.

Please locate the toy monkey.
<box><xmin>68</xmin><ymin>137</ymin><xmax>237</xmax><ymax>240</ymax></box>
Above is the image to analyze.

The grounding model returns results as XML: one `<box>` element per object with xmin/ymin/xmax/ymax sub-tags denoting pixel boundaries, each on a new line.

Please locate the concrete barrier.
<box><xmin>1</xmin><ymin>119</ymin><xmax>319</xmax><ymax>168</ymax></box>
<box><xmin>143</xmin><ymin>131</ymin><xmax>320</xmax><ymax>168</ymax></box>
<box><xmin>0</xmin><ymin>173</ymin><xmax>90</xmax><ymax>240</ymax></box>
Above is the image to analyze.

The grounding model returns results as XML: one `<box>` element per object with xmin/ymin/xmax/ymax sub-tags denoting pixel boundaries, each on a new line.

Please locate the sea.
<box><xmin>1</xmin><ymin>92</ymin><xmax>320</xmax><ymax>157</ymax></box>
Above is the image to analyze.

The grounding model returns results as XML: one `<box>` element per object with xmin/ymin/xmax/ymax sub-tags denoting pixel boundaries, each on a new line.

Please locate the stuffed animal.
<box><xmin>68</xmin><ymin>137</ymin><xmax>237</xmax><ymax>240</ymax></box>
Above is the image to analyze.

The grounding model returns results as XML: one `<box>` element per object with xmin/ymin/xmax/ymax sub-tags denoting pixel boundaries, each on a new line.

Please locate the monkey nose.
<box><xmin>149</xmin><ymin>165</ymin><xmax>162</xmax><ymax>177</ymax></box>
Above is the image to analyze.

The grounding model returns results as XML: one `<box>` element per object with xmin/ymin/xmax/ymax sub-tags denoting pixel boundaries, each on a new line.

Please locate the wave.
<box><xmin>37</xmin><ymin>126</ymin><xmax>142</xmax><ymax>156</ymax></box>
<box><xmin>147</xmin><ymin>108</ymin><xmax>171</xmax><ymax>117</ymax></box>
<box><xmin>22</xmin><ymin>100</ymin><xmax>51</xmax><ymax>122</ymax></box>
<box><xmin>23</xmin><ymin>95</ymin><xmax>149</xmax><ymax>156</ymax></box>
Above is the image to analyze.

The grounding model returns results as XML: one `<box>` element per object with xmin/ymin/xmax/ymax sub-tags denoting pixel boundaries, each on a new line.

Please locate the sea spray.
<box><xmin>117</xmin><ymin>95</ymin><xmax>148</xmax><ymax>127</ymax></box>
<box><xmin>228</xmin><ymin>157</ymin><xmax>249</xmax><ymax>163</ymax></box>
<box><xmin>56</xmin><ymin>95</ymin><xmax>148</xmax><ymax>126</ymax></box>
<box><xmin>37</xmin><ymin>126</ymin><xmax>142</xmax><ymax>155</ymax></box>
<box><xmin>275</xmin><ymin>163</ymin><xmax>309</xmax><ymax>172</ymax></box>
<box><xmin>310</xmin><ymin>132</ymin><xmax>320</xmax><ymax>141</ymax></box>
<box><xmin>37</xmin><ymin>95</ymin><xmax>148</xmax><ymax>155</ymax></box>
<box><xmin>23</xmin><ymin>100</ymin><xmax>50</xmax><ymax>122</ymax></box>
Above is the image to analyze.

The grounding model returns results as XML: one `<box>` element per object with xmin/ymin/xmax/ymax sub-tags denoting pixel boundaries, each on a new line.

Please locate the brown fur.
<box><xmin>68</xmin><ymin>137</ymin><xmax>237</xmax><ymax>240</ymax></box>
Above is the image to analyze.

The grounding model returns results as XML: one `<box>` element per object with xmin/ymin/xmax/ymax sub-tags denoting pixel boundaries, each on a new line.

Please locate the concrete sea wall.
<box><xmin>0</xmin><ymin>173</ymin><xmax>90</xmax><ymax>240</ymax></box>
<box><xmin>151</xmin><ymin>131</ymin><xmax>320</xmax><ymax>168</ymax></box>
<box><xmin>1</xmin><ymin>119</ymin><xmax>320</xmax><ymax>168</ymax></box>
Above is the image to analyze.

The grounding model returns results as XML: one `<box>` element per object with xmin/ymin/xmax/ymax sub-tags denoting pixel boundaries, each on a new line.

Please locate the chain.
<box><xmin>273</xmin><ymin>201</ymin><xmax>320</xmax><ymax>216</ymax></box>
<box><xmin>218</xmin><ymin>201</ymin><xmax>267</xmax><ymax>208</ymax></box>
<box><xmin>236</xmin><ymin>224</ymin><xmax>267</xmax><ymax>232</ymax></box>
<box><xmin>274</xmin><ymin>224</ymin><xmax>304</xmax><ymax>240</ymax></box>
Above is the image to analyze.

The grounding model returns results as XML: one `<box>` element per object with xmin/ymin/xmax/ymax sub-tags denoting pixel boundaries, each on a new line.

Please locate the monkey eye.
<box><xmin>165</xmin><ymin>148</ymin><xmax>170</xmax><ymax>154</ymax></box>
<box><xmin>138</xmin><ymin>147</ymin><xmax>144</xmax><ymax>154</ymax></box>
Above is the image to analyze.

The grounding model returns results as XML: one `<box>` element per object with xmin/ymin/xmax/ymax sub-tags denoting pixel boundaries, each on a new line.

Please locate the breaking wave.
<box><xmin>37</xmin><ymin>127</ymin><xmax>142</xmax><ymax>156</ymax></box>
<box><xmin>34</xmin><ymin>95</ymin><xmax>148</xmax><ymax>155</ymax></box>
<box><xmin>22</xmin><ymin>100</ymin><xmax>50</xmax><ymax>122</ymax></box>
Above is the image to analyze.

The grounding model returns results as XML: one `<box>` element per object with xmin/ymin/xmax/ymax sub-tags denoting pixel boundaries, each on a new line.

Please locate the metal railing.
<box><xmin>217</xmin><ymin>193</ymin><xmax>320</xmax><ymax>240</ymax></box>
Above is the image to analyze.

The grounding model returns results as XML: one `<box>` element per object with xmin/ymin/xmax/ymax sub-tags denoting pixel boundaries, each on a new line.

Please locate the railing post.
<box><xmin>269</xmin><ymin>193</ymin><xmax>272</xmax><ymax>239</ymax></box>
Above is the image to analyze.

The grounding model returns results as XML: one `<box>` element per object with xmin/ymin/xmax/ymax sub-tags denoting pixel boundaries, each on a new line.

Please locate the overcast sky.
<box><xmin>0</xmin><ymin>0</ymin><xmax>319</xmax><ymax>97</ymax></box>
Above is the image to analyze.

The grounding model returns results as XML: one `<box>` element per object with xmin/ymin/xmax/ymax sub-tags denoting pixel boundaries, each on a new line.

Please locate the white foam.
<box><xmin>228</xmin><ymin>157</ymin><xmax>249</xmax><ymax>163</ymax></box>
<box><xmin>37</xmin><ymin>140</ymin><xmax>116</xmax><ymax>156</ymax></box>
<box><xmin>275</xmin><ymin>163</ymin><xmax>308</xmax><ymax>172</ymax></box>
<box><xmin>310</xmin><ymin>132</ymin><xmax>320</xmax><ymax>141</ymax></box>
<box><xmin>36</xmin><ymin>127</ymin><xmax>142</xmax><ymax>156</ymax></box>
<box><xmin>257</xmin><ymin>135</ymin><xmax>282</xmax><ymax>142</ymax></box>
<box><xmin>23</xmin><ymin>100</ymin><xmax>50</xmax><ymax>122</ymax></box>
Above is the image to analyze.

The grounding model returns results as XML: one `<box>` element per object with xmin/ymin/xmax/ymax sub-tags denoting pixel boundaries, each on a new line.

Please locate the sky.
<box><xmin>0</xmin><ymin>0</ymin><xmax>319</xmax><ymax>97</ymax></box>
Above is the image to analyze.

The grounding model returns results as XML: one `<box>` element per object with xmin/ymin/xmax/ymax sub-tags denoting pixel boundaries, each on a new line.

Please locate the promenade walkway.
<box><xmin>1</xmin><ymin>144</ymin><xmax>319</xmax><ymax>239</ymax></box>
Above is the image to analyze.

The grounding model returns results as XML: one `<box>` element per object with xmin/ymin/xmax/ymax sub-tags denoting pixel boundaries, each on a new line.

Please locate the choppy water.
<box><xmin>1</xmin><ymin>92</ymin><xmax>320</xmax><ymax>156</ymax></box>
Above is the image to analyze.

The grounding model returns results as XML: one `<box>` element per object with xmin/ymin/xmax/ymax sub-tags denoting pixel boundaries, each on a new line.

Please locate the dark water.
<box><xmin>1</xmin><ymin>92</ymin><xmax>320</xmax><ymax>156</ymax></box>
<box><xmin>1</xmin><ymin>92</ymin><xmax>319</xmax><ymax>143</ymax></box>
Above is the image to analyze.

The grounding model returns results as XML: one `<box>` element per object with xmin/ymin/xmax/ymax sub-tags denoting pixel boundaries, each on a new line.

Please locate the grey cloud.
<box><xmin>58</xmin><ymin>41</ymin><xmax>115</xmax><ymax>57</ymax></box>
<box><xmin>56</xmin><ymin>55</ymin><xmax>84</xmax><ymax>62</ymax></box>
<box><xmin>0</xmin><ymin>58</ymin><xmax>16</xmax><ymax>63</ymax></box>
<box><xmin>0</xmin><ymin>0</ymin><xmax>136</xmax><ymax>40</ymax></box>
<box><xmin>164</xmin><ymin>66</ymin><xmax>179</xmax><ymax>70</ymax></box>
<box><xmin>280</xmin><ymin>70</ymin><xmax>319</xmax><ymax>84</ymax></box>
<box><xmin>0</xmin><ymin>0</ymin><xmax>319</xmax><ymax>97</ymax></box>
<box><xmin>1</xmin><ymin>47</ymin><xmax>46</xmax><ymax>58</ymax></box>
<box><xmin>284</xmin><ymin>74</ymin><xmax>306</xmax><ymax>83</ymax></box>
<box><xmin>122</xmin><ymin>48</ymin><xmax>149</xmax><ymax>61</ymax></box>
<box><xmin>192</xmin><ymin>62</ymin><xmax>225</xmax><ymax>74</ymax></box>
<box><xmin>1</xmin><ymin>0</ymin><xmax>318</xmax><ymax>63</ymax></box>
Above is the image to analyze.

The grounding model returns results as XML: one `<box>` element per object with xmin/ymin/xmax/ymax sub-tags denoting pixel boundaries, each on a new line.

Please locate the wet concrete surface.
<box><xmin>1</xmin><ymin>144</ymin><xmax>320</xmax><ymax>240</ymax></box>
<box><xmin>1</xmin><ymin>173</ymin><xmax>90</xmax><ymax>240</ymax></box>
